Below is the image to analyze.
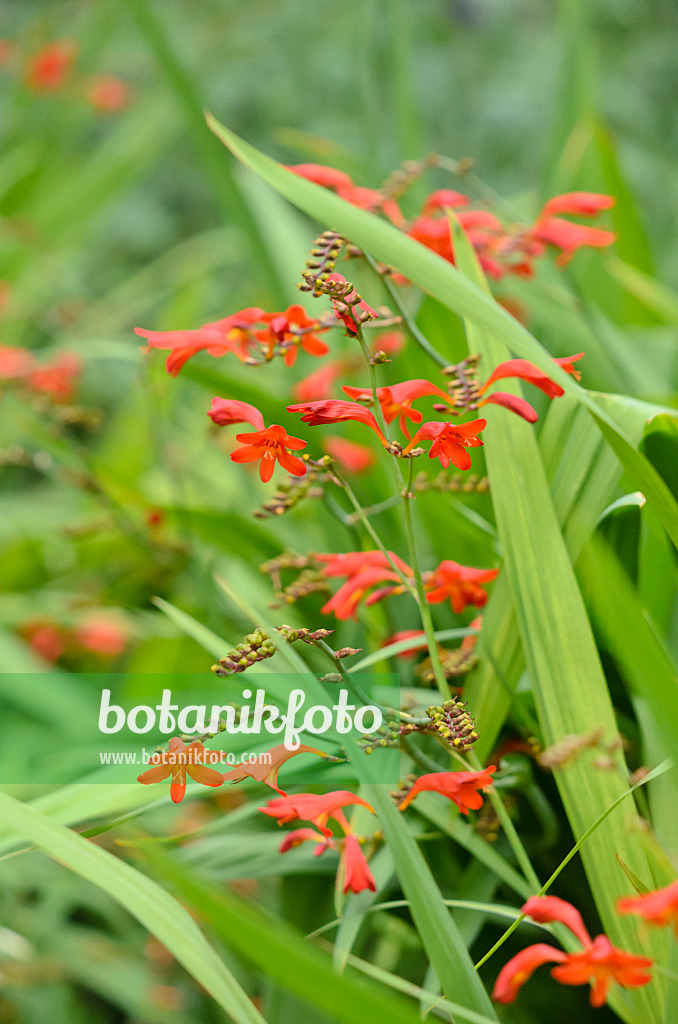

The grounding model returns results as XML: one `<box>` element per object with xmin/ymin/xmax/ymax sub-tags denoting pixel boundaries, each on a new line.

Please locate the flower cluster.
<box><xmin>0</xmin><ymin>344</ymin><xmax>81</xmax><ymax>404</ymax></box>
<box><xmin>0</xmin><ymin>38</ymin><xmax>131</xmax><ymax>113</ymax></box>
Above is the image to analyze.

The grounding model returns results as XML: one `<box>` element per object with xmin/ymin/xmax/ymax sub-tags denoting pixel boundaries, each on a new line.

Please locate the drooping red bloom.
<box><xmin>287</xmin><ymin>399</ymin><xmax>388</xmax><ymax>445</ymax></box>
<box><xmin>402</xmin><ymin>418</ymin><xmax>486</xmax><ymax>470</ymax></box>
<box><xmin>135</xmin><ymin>307</ymin><xmax>264</xmax><ymax>375</ymax></box>
<box><xmin>477</xmin><ymin>391</ymin><xmax>538</xmax><ymax>423</ymax></box>
<box><xmin>531</xmin><ymin>218</ymin><xmax>615</xmax><ymax>266</ymax></box>
<box><xmin>279</xmin><ymin>827</ymin><xmax>336</xmax><ymax>856</ymax></box>
<box><xmin>399</xmin><ymin>766</ymin><xmax>496</xmax><ymax>814</ymax></box>
<box><xmin>222</xmin><ymin>743</ymin><xmax>327</xmax><ymax>796</ymax></box>
<box><xmin>287</xmin><ymin>164</ymin><xmax>402</xmax><ymax>225</ymax></box>
<box><xmin>315</xmin><ymin>549</ymin><xmax>412</xmax><ymax>619</ymax></box>
<box><xmin>209</xmin><ymin>398</ymin><xmax>306</xmax><ymax>482</ymax></box>
<box><xmin>617</xmin><ymin>880</ymin><xmax>678</xmax><ymax>937</ymax></box>
<box><xmin>316</xmin><ymin>550</ymin><xmax>413</xmax><ymax>578</ymax></box>
<box><xmin>260</xmin><ymin>790</ymin><xmax>375</xmax><ymax>837</ymax></box>
<box><xmin>477</xmin><ymin>353</ymin><xmax>584</xmax><ymax>401</ymax></box>
<box><xmin>493</xmin><ymin>895</ymin><xmax>653</xmax><ymax>1008</ymax></box>
<box><xmin>341</xmin><ymin>833</ymin><xmax>377</xmax><ymax>894</ymax></box>
<box><xmin>25</xmin><ymin>41</ymin><xmax>76</xmax><ymax>92</ymax></box>
<box><xmin>540</xmin><ymin>192</ymin><xmax>616</xmax><ymax>219</ymax></box>
<box><xmin>137</xmin><ymin>737</ymin><xmax>225</xmax><ymax>804</ymax></box>
<box><xmin>288</xmin><ymin>163</ymin><xmax>354</xmax><ymax>192</ymax></box>
<box><xmin>342</xmin><ymin>379</ymin><xmax>454</xmax><ymax>438</ymax></box>
<box><xmin>425</xmin><ymin>560</ymin><xmax>499</xmax><ymax>614</ymax></box>
<box><xmin>27</xmin><ymin>352</ymin><xmax>81</xmax><ymax>402</ymax></box>
<box><xmin>257</xmin><ymin>305</ymin><xmax>330</xmax><ymax>366</ymax></box>
<box><xmin>86</xmin><ymin>75</ymin><xmax>131</xmax><ymax>113</ymax></box>
<box><xmin>323</xmin><ymin>436</ymin><xmax>374</xmax><ymax>474</ymax></box>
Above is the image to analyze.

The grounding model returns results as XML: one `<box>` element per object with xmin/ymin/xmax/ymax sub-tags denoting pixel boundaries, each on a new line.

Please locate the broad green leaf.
<box><xmin>0</xmin><ymin>792</ymin><xmax>267</xmax><ymax>1024</ymax></box>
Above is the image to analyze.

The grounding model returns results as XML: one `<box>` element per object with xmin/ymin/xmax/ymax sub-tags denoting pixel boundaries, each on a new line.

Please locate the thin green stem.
<box><xmin>401</xmin><ymin>460</ymin><xmax>450</xmax><ymax>700</ymax></box>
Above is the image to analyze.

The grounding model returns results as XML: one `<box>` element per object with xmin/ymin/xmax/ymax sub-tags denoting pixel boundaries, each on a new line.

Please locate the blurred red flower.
<box><xmin>425</xmin><ymin>560</ymin><xmax>499</xmax><ymax>614</ymax></box>
<box><xmin>25</xmin><ymin>40</ymin><xmax>76</xmax><ymax>92</ymax></box>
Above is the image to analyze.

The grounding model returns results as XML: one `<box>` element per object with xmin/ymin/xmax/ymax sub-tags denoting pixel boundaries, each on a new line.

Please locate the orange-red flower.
<box><xmin>341</xmin><ymin>832</ymin><xmax>377</xmax><ymax>894</ymax></box>
<box><xmin>617</xmin><ymin>880</ymin><xmax>678</xmax><ymax>937</ymax></box>
<box><xmin>279</xmin><ymin>827</ymin><xmax>336</xmax><ymax>856</ymax></box>
<box><xmin>425</xmin><ymin>560</ymin><xmax>499</xmax><ymax>614</ymax></box>
<box><xmin>398</xmin><ymin>766</ymin><xmax>496</xmax><ymax>814</ymax></box>
<box><xmin>288</xmin><ymin>164</ymin><xmax>402</xmax><ymax>225</ymax></box>
<box><xmin>381</xmin><ymin>630</ymin><xmax>428</xmax><ymax>658</ymax></box>
<box><xmin>209</xmin><ymin>398</ymin><xmax>307</xmax><ymax>482</ymax></box>
<box><xmin>323</xmin><ymin>436</ymin><xmax>374</xmax><ymax>474</ymax></box>
<box><xmin>315</xmin><ymin>550</ymin><xmax>413</xmax><ymax>620</ymax></box>
<box><xmin>477</xmin><ymin>353</ymin><xmax>584</xmax><ymax>401</ymax></box>
<box><xmin>540</xmin><ymin>192</ymin><xmax>615</xmax><ymax>219</ymax></box>
<box><xmin>287</xmin><ymin>399</ymin><xmax>388</xmax><ymax>445</ymax></box>
<box><xmin>293</xmin><ymin>360</ymin><xmax>347</xmax><ymax>401</ymax></box>
<box><xmin>87</xmin><ymin>74</ymin><xmax>131</xmax><ymax>113</ymax></box>
<box><xmin>260</xmin><ymin>790</ymin><xmax>375</xmax><ymax>837</ymax></box>
<box><xmin>25</xmin><ymin>41</ymin><xmax>76</xmax><ymax>92</ymax></box>
<box><xmin>222</xmin><ymin>743</ymin><xmax>327</xmax><ymax>795</ymax></box>
<box><xmin>402</xmin><ymin>418</ymin><xmax>486</xmax><ymax>470</ymax></box>
<box><xmin>27</xmin><ymin>352</ymin><xmax>81</xmax><ymax>402</ymax></box>
<box><xmin>137</xmin><ymin>737</ymin><xmax>225</xmax><ymax>803</ymax></box>
<box><xmin>135</xmin><ymin>307</ymin><xmax>264</xmax><ymax>375</ymax></box>
<box><xmin>422</xmin><ymin>190</ymin><xmax>471</xmax><ymax>214</ymax></box>
<box><xmin>493</xmin><ymin>895</ymin><xmax>653</xmax><ymax>1008</ymax></box>
<box><xmin>0</xmin><ymin>344</ymin><xmax>36</xmax><ymax>380</ymax></box>
<box><xmin>342</xmin><ymin>379</ymin><xmax>454</xmax><ymax>438</ymax></box>
<box><xmin>257</xmin><ymin>305</ymin><xmax>330</xmax><ymax>366</ymax></box>
<box><xmin>74</xmin><ymin>614</ymin><xmax>128</xmax><ymax>658</ymax></box>
<box><xmin>531</xmin><ymin>218</ymin><xmax>615</xmax><ymax>266</ymax></box>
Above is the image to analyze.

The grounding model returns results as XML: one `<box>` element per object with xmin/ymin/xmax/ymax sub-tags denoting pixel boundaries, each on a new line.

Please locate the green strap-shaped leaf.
<box><xmin>0</xmin><ymin>791</ymin><xmax>267</xmax><ymax>1024</ymax></box>
<box><xmin>450</xmin><ymin>217</ymin><xmax>664</xmax><ymax>1024</ymax></box>
<box><xmin>206</xmin><ymin>115</ymin><xmax>678</xmax><ymax>553</ymax></box>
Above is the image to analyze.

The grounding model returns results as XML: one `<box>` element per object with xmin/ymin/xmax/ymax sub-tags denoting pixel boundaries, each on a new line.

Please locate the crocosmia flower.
<box><xmin>0</xmin><ymin>344</ymin><xmax>37</xmax><ymax>381</ymax></box>
<box><xmin>315</xmin><ymin>549</ymin><xmax>413</xmax><ymax>620</ymax></box>
<box><xmin>28</xmin><ymin>352</ymin><xmax>81</xmax><ymax>402</ymax></box>
<box><xmin>540</xmin><ymin>192</ymin><xmax>615</xmax><ymax>218</ymax></box>
<box><xmin>478</xmin><ymin>353</ymin><xmax>584</xmax><ymax>400</ymax></box>
<box><xmin>260</xmin><ymin>790</ymin><xmax>375</xmax><ymax>837</ymax></box>
<box><xmin>323</xmin><ymin>436</ymin><xmax>374</xmax><ymax>474</ymax></box>
<box><xmin>135</xmin><ymin>307</ymin><xmax>264</xmax><ymax>375</ymax></box>
<box><xmin>25</xmin><ymin>40</ymin><xmax>76</xmax><ymax>92</ymax></box>
<box><xmin>425</xmin><ymin>560</ymin><xmax>499</xmax><ymax>614</ymax></box>
<box><xmin>287</xmin><ymin>399</ymin><xmax>388</xmax><ymax>445</ymax></box>
<box><xmin>402</xmin><ymin>418</ymin><xmax>486</xmax><ymax>470</ymax></box>
<box><xmin>617</xmin><ymin>880</ymin><xmax>678</xmax><ymax>937</ymax></box>
<box><xmin>493</xmin><ymin>895</ymin><xmax>653</xmax><ymax>1008</ymax></box>
<box><xmin>531</xmin><ymin>218</ymin><xmax>615</xmax><ymax>266</ymax></box>
<box><xmin>257</xmin><ymin>305</ymin><xmax>330</xmax><ymax>366</ymax></box>
<box><xmin>342</xmin><ymin>379</ymin><xmax>454</xmax><ymax>438</ymax></box>
<box><xmin>398</xmin><ymin>766</ymin><xmax>496</xmax><ymax>814</ymax></box>
<box><xmin>137</xmin><ymin>737</ymin><xmax>224</xmax><ymax>803</ymax></box>
<box><xmin>87</xmin><ymin>75</ymin><xmax>131</xmax><ymax>113</ymax></box>
<box><xmin>222</xmin><ymin>743</ymin><xmax>327</xmax><ymax>795</ymax></box>
<box><xmin>341</xmin><ymin>832</ymin><xmax>376</xmax><ymax>894</ymax></box>
<box><xmin>209</xmin><ymin>398</ymin><xmax>307</xmax><ymax>482</ymax></box>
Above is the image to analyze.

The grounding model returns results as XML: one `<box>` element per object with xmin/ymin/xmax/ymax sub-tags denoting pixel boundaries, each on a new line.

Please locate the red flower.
<box><xmin>137</xmin><ymin>737</ymin><xmax>225</xmax><ymax>804</ymax></box>
<box><xmin>540</xmin><ymin>192</ymin><xmax>616</xmax><ymax>219</ymax></box>
<box><xmin>315</xmin><ymin>550</ymin><xmax>413</xmax><ymax>619</ymax></box>
<box><xmin>341</xmin><ymin>833</ymin><xmax>376</xmax><ymax>894</ymax></box>
<box><xmin>287</xmin><ymin>164</ymin><xmax>402</xmax><ymax>225</ymax></box>
<box><xmin>402</xmin><ymin>418</ymin><xmax>486</xmax><ymax>470</ymax></box>
<box><xmin>323</xmin><ymin>436</ymin><xmax>374</xmax><ymax>474</ymax></box>
<box><xmin>260</xmin><ymin>790</ymin><xmax>375</xmax><ymax>837</ymax></box>
<box><xmin>257</xmin><ymin>305</ymin><xmax>330</xmax><ymax>366</ymax></box>
<box><xmin>222</xmin><ymin>743</ymin><xmax>327</xmax><ymax>796</ymax></box>
<box><xmin>531</xmin><ymin>218</ymin><xmax>615</xmax><ymax>266</ymax></box>
<box><xmin>0</xmin><ymin>344</ymin><xmax>36</xmax><ymax>381</ymax></box>
<box><xmin>209</xmin><ymin>398</ymin><xmax>307</xmax><ymax>482</ymax></box>
<box><xmin>342</xmin><ymin>379</ymin><xmax>454</xmax><ymax>438</ymax></box>
<box><xmin>75</xmin><ymin>614</ymin><xmax>128</xmax><ymax>658</ymax></box>
<box><xmin>135</xmin><ymin>307</ymin><xmax>264</xmax><ymax>375</ymax></box>
<box><xmin>87</xmin><ymin>75</ymin><xmax>131</xmax><ymax>113</ymax></box>
<box><xmin>316</xmin><ymin>550</ymin><xmax>413</xmax><ymax>577</ymax></box>
<box><xmin>477</xmin><ymin>391</ymin><xmax>538</xmax><ymax>423</ymax></box>
<box><xmin>279</xmin><ymin>827</ymin><xmax>336</xmax><ymax>856</ymax></box>
<box><xmin>21</xmin><ymin>619</ymin><xmax>66</xmax><ymax>663</ymax></box>
<box><xmin>617</xmin><ymin>880</ymin><xmax>678</xmax><ymax>937</ymax></box>
<box><xmin>398</xmin><ymin>766</ymin><xmax>496</xmax><ymax>814</ymax></box>
<box><xmin>371</xmin><ymin>330</ymin><xmax>404</xmax><ymax>355</ymax></box>
<box><xmin>27</xmin><ymin>353</ymin><xmax>81</xmax><ymax>402</ymax></box>
<box><xmin>381</xmin><ymin>630</ymin><xmax>427</xmax><ymax>658</ymax></box>
<box><xmin>288</xmin><ymin>163</ymin><xmax>354</xmax><ymax>192</ymax></box>
<box><xmin>477</xmin><ymin>353</ymin><xmax>584</xmax><ymax>401</ymax></box>
<box><xmin>287</xmin><ymin>399</ymin><xmax>388</xmax><ymax>445</ymax></box>
<box><xmin>493</xmin><ymin>895</ymin><xmax>653</xmax><ymax>1008</ymax></box>
<box><xmin>25</xmin><ymin>41</ymin><xmax>76</xmax><ymax>92</ymax></box>
<box><xmin>422</xmin><ymin>190</ymin><xmax>471</xmax><ymax>215</ymax></box>
<box><xmin>425</xmin><ymin>560</ymin><xmax>499</xmax><ymax>614</ymax></box>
